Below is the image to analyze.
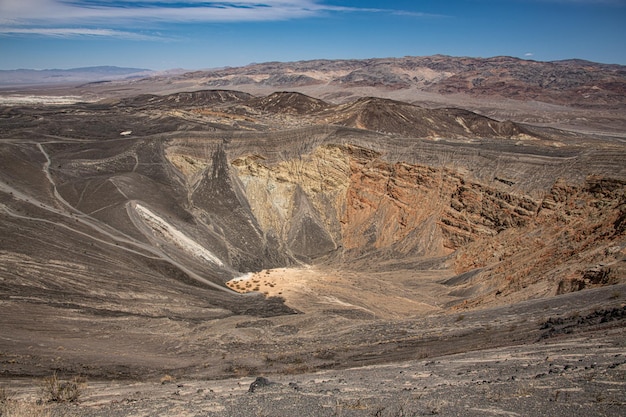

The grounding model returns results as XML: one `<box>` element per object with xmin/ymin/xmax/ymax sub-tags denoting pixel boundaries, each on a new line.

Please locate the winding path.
<box><xmin>1</xmin><ymin>140</ymin><xmax>237</xmax><ymax>293</ymax></box>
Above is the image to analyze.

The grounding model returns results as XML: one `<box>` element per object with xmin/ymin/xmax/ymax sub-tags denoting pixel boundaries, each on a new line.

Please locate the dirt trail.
<box><xmin>1</xmin><ymin>142</ymin><xmax>236</xmax><ymax>293</ymax></box>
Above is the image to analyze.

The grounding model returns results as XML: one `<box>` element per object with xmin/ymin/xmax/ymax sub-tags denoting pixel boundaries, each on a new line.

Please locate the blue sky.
<box><xmin>0</xmin><ymin>0</ymin><xmax>625</xmax><ymax>70</ymax></box>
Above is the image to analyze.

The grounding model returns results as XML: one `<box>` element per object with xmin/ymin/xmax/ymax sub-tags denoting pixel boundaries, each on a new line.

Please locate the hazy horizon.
<box><xmin>2</xmin><ymin>53</ymin><xmax>625</xmax><ymax>73</ymax></box>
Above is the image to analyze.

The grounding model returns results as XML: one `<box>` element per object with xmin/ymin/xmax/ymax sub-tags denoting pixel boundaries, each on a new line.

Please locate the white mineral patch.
<box><xmin>134</xmin><ymin>203</ymin><xmax>224</xmax><ymax>267</ymax></box>
<box><xmin>228</xmin><ymin>272</ymin><xmax>254</xmax><ymax>283</ymax></box>
<box><xmin>0</xmin><ymin>95</ymin><xmax>88</xmax><ymax>105</ymax></box>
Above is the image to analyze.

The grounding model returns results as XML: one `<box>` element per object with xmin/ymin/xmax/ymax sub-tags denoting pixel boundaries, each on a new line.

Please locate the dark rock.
<box><xmin>248</xmin><ymin>377</ymin><xmax>273</xmax><ymax>393</ymax></box>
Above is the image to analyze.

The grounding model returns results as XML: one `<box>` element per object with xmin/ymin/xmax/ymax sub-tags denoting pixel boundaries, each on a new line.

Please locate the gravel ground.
<box><xmin>6</xmin><ymin>326</ymin><xmax>621</xmax><ymax>417</ymax></box>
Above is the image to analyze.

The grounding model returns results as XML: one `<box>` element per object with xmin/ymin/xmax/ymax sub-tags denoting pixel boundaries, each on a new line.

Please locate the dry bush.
<box><xmin>313</xmin><ymin>348</ymin><xmax>336</xmax><ymax>360</ymax></box>
<box><xmin>41</xmin><ymin>372</ymin><xmax>84</xmax><ymax>403</ymax></box>
<box><xmin>0</xmin><ymin>387</ymin><xmax>11</xmax><ymax>404</ymax></box>
<box><xmin>223</xmin><ymin>362</ymin><xmax>258</xmax><ymax>377</ymax></box>
<box><xmin>160</xmin><ymin>374</ymin><xmax>176</xmax><ymax>385</ymax></box>
<box><xmin>1</xmin><ymin>400</ymin><xmax>51</xmax><ymax>417</ymax></box>
<box><xmin>425</xmin><ymin>398</ymin><xmax>446</xmax><ymax>415</ymax></box>
<box><xmin>1</xmin><ymin>388</ymin><xmax>51</xmax><ymax>417</ymax></box>
<box><xmin>282</xmin><ymin>364</ymin><xmax>312</xmax><ymax>375</ymax></box>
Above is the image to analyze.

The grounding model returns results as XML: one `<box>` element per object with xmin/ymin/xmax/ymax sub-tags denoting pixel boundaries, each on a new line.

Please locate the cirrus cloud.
<box><xmin>0</xmin><ymin>0</ymin><xmax>430</xmax><ymax>26</ymax></box>
<box><xmin>0</xmin><ymin>0</ymin><xmax>437</xmax><ymax>39</ymax></box>
<box><xmin>0</xmin><ymin>27</ymin><xmax>164</xmax><ymax>40</ymax></box>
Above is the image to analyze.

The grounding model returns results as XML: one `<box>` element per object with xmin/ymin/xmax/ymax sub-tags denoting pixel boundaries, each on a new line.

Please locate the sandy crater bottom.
<box><xmin>227</xmin><ymin>266</ymin><xmax>455</xmax><ymax>319</ymax></box>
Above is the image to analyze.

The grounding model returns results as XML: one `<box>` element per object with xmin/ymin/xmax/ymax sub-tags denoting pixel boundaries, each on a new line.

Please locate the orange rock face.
<box><xmin>341</xmin><ymin>146</ymin><xmax>451</xmax><ymax>256</ymax></box>
<box><xmin>453</xmin><ymin>176</ymin><xmax>626</xmax><ymax>305</ymax></box>
<box><xmin>231</xmin><ymin>143</ymin><xmax>625</xmax><ymax>304</ymax></box>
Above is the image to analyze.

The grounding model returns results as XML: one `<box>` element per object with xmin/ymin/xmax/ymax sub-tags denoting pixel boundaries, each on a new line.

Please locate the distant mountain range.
<box><xmin>3</xmin><ymin>55</ymin><xmax>626</xmax><ymax>138</ymax></box>
<box><xmin>161</xmin><ymin>55</ymin><xmax>626</xmax><ymax>109</ymax></box>
<box><xmin>4</xmin><ymin>57</ymin><xmax>626</xmax><ymax>111</ymax></box>
<box><xmin>0</xmin><ymin>66</ymin><xmax>154</xmax><ymax>86</ymax></box>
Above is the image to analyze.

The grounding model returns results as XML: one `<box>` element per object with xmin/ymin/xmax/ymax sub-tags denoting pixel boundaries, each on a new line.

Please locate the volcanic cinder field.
<box><xmin>0</xmin><ymin>56</ymin><xmax>625</xmax><ymax>416</ymax></box>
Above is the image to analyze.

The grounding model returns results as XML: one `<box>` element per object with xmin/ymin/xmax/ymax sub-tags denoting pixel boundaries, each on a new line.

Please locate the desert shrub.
<box><xmin>41</xmin><ymin>372</ymin><xmax>84</xmax><ymax>403</ymax></box>
<box><xmin>0</xmin><ymin>387</ymin><xmax>11</xmax><ymax>404</ymax></box>
<box><xmin>223</xmin><ymin>363</ymin><xmax>258</xmax><ymax>377</ymax></box>
<box><xmin>283</xmin><ymin>364</ymin><xmax>311</xmax><ymax>375</ymax></box>
<box><xmin>368</xmin><ymin>398</ymin><xmax>423</xmax><ymax>417</ymax></box>
<box><xmin>1</xmin><ymin>400</ymin><xmax>51</xmax><ymax>417</ymax></box>
<box><xmin>160</xmin><ymin>374</ymin><xmax>175</xmax><ymax>385</ymax></box>
<box><xmin>313</xmin><ymin>348</ymin><xmax>336</xmax><ymax>360</ymax></box>
<box><xmin>1</xmin><ymin>388</ymin><xmax>51</xmax><ymax>417</ymax></box>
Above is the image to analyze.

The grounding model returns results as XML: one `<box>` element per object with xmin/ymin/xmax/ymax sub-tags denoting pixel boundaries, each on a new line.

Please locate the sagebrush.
<box><xmin>41</xmin><ymin>372</ymin><xmax>84</xmax><ymax>403</ymax></box>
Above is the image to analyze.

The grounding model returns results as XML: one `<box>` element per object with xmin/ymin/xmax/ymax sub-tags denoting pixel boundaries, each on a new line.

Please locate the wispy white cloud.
<box><xmin>0</xmin><ymin>0</ymin><xmax>307</xmax><ymax>24</ymax></box>
<box><xmin>0</xmin><ymin>0</ymin><xmax>437</xmax><ymax>39</ymax></box>
<box><xmin>0</xmin><ymin>1</ymin><xmax>443</xmax><ymax>40</ymax></box>
<box><xmin>0</xmin><ymin>27</ymin><xmax>163</xmax><ymax>40</ymax></box>
<box><xmin>0</xmin><ymin>0</ymin><xmax>435</xmax><ymax>26</ymax></box>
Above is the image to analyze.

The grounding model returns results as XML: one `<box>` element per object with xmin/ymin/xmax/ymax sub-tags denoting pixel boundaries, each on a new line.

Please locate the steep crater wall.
<box><xmin>34</xmin><ymin>123</ymin><xmax>625</xmax><ymax>308</ymax></box>
<box><xmin>166</xmin><ymin>134</ymin><xmax>625</xmax><ymax>304</ymax></box>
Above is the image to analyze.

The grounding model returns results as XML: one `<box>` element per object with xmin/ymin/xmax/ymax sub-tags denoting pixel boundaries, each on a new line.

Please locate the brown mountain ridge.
<box><xmin>157</xmin><ymin>55</ymin><xmax>626</xmax><ymax>108</ymax></box>
<box><xmin>68</xmin><ymin>55</ymin><xmax>626</xmax><ymax>136</ymax></box>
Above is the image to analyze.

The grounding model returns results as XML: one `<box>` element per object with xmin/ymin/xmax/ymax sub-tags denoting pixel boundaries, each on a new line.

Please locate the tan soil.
<box><xmin>227</xmin><ymin>266</ymin><xmax>447</xmax><ymax>318</ymax></box>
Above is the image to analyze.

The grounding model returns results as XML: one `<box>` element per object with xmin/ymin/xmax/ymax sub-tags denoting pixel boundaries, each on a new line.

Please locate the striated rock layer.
<box><xmin>164</xmin><ymin>124</ymin><xmax>626</xmax><ymax>306</ymax></box>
